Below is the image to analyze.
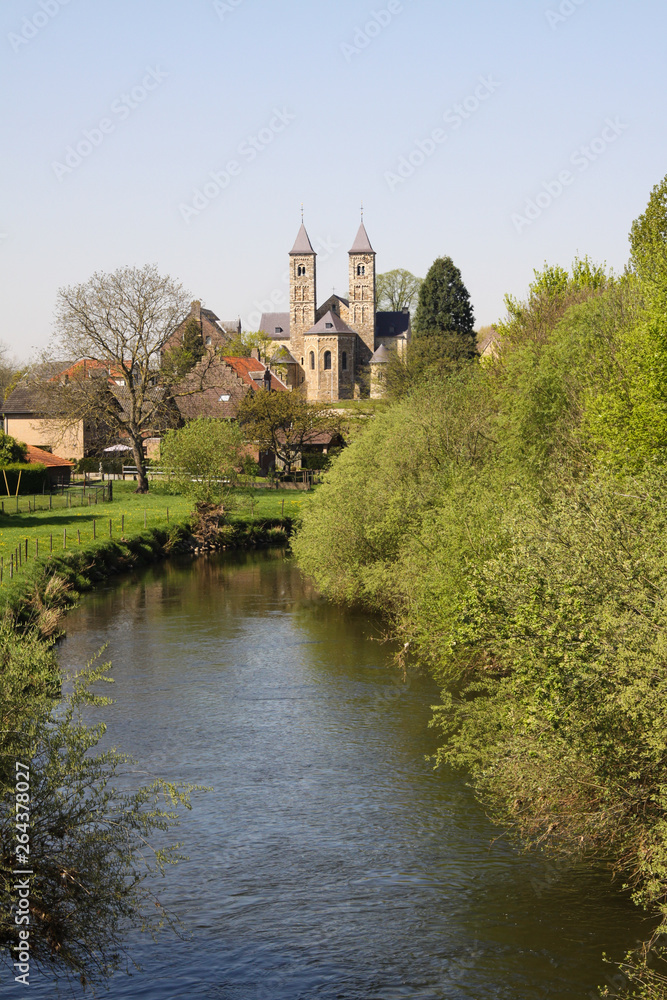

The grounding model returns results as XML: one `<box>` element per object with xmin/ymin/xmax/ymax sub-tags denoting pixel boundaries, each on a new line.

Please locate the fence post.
<box><xmin>281</xmin><ymin>498</ymin><xmax>285</xmax><ymax>516</ymax></box>
<box><xmin>24</xmin><ymin>539</ymin><xmax>27</xmax><ymax>561</ymax></box>
<box><xmin>77</xmin><ymin>529</ymin><xmax>81</xmax><ymax>545</ymax></box>
<box><xmin>49</xmin><ymin>493</ymin><xmax>52</xmax><ymax>511</ymax></box>
<box><xmin>166</xmin><ymin>507</ymin><xmax>169</xmax><ymax>524</ymax></box>
<box><xmin>10</xmin><ymin>554</ymin><xmax>13</xmax><ymax>579</ymax></box>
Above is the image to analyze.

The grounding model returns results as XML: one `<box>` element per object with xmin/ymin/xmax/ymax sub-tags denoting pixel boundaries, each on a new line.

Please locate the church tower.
<box><xmin>289</xmin><ymin>222</ymin><xmax>317</xmax><ymax>367</ymax></box>
<box><xmin>348</xmin><ymin>218</ymin><xmax>376</xmax><ymax>362</ymax></box>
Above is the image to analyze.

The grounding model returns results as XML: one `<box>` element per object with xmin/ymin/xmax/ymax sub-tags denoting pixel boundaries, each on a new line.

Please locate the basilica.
<box><xmin>260</xmin><ymin>219</ymin><xmax>411</xmax><ymax>401</ymax></box>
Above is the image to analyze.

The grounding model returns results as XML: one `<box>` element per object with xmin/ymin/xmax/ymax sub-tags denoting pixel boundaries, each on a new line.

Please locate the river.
<box><xmin>6</xmin><ymin>551</ymin><xmax>652</xmax><ymax>998</ymax></box>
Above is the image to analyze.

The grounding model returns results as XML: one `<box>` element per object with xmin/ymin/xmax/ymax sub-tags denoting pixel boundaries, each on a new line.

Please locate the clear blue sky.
<box><xmin>1</xmin><ymin>0</ymin><xmax>666</xmax><ymax>359</ymax></box>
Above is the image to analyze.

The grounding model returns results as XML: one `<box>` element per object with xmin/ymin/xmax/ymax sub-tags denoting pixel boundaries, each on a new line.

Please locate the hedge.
<box><xmin>0</xmin><ymin>463</ymin><xmax>48</xmax><ymax>495</ymax></box>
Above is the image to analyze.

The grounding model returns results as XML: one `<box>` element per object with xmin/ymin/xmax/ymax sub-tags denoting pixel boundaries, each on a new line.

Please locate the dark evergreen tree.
<box><xmin>413</xmin><ymin>256</ymin><xmax>476</xmax><ymax>354</ymax></box>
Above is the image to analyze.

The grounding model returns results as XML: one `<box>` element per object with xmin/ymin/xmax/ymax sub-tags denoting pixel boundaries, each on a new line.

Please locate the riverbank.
<box><xmin>0</xmin><ymin>482</ymin><xmax>297</xmax><ymax>634</ymax></box>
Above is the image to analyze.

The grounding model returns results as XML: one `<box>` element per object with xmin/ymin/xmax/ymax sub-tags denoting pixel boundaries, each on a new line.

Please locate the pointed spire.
<box><xmin>290</xmin><ymin>222</ymin><xmax>316</xmax><ymax>255</ymax></box>
<box><xmin>349</xmin><ymin>220</ymin><xmax>375</xmax><ymax>254</ymax></box>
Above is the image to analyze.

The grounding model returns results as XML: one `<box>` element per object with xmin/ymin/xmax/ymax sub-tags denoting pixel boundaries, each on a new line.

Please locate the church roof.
<box><xmin>376</xmin><ymin>311</ymin><xmax>411</xmax><ymax>339</ymax></box>
<box><xmin>259</xmin><ymin>312</ymin><xmax>290</xmax><ymax>340</ymax></box>
<box><xmin>289</xmin><ymin>223</ymin><xmax>316</xmax><ymax>255</ymax></box>
<box><xmin>370</xmin><ymin>344</ymin><xmax>392</xmax><ymax>363</ymax></box>
<box><xmin>304</xmin><ymin>310</ymin><xmax>356</xmax><ymax>337</ymax></box>
<box><xmin>349</xmin><ymin>221</ymin><xmax>375</xmax><ymax>254</ymax></box>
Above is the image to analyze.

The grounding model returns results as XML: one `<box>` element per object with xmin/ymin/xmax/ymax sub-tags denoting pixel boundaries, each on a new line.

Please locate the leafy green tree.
<box><xmin>630</xmin><ymin>173</ymin><xmax>667</xmax><ymax>297</ymax></box>
<box><xmin>0</xmin><ymin>430</ymin><xmax>27</xmax><ymax>465</ymax></box>
<box><xmin>0</xmin><ymin>629</ymin><xmax>199</xmax><ymax>988</ymax></box>
<box><xmin>159</xmin><ymin>418</ymin><xmax>244</xmax><ymax>505</ymax></box>
<box><xmin>385</xmin><ymin>332</ymin><xmax>478</xmax><ymax>401</ymax></box>
<box><xmin>238</xmin><ymin>390</ymin><xmax>341</xmax><ymax>475</ymax></box>
<box><xmin>499</xmin><ymin>256</ymin><xmax>612</xmax><ymax>349</ymax></box>
<box><xmin>413</xmin><ymin>256</ymin><xmax>475</xmax><ymax>344</ymax></box>
<box><xmin>222</xmin><ymin>330</ymin><xmax>275</xmax><ymax>361</ymax></box>
<box><xmin>376</xmin><ymin>269</ymin><xmax>422</xmax><ymax>312</ymax></box>
<box><xmin>161</xmin><ymin>317</ymin><xmax>206</xmax><ymax>380</ymax></box>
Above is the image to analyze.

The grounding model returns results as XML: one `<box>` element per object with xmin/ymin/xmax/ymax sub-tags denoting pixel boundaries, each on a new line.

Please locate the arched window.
<box><xmin>309</xmin><ymin>351</ymin><xmax>315</xmax><ymax>370</ymax></box>
<box><xmin>342</xmin><ymin>351</ymin><xmax>347</xmax><ymax>371</ymax></box>
<box><xmin>324</xmin><ymin>351</ymin><xmax>332</xmax><ymax>370</ymax></box>
<box><xmin>357</xmin><ymin>264</ymin><xmax>365</xmax><ymax>276</ymax></box>
<box><xmin>297</xmin><ymin>264</ymin><xmax>306</xmax><ymax>277</ymax></box>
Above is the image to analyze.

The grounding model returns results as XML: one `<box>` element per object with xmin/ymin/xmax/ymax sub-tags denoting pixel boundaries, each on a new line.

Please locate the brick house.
<box><xmin>162</xmin><ymin>300</ymin><xmax>241</xmax><ymax>356</ymax></box>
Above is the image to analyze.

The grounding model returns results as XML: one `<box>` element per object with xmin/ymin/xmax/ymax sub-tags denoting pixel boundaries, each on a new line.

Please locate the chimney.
<box><xmin>191</xmin><ymin>300</ymin><xmax>202</xmax><ymax>321</ymax></box>
<box><xmin>250</xmin><ymin>348</ymin><xmax>260</xmax><ymax>361</ymax></box>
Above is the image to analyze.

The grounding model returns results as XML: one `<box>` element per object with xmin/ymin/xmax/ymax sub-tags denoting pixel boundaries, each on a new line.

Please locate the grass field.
<box><xmin>0</xmin><ymin>482</ymin><xmax>305</xmax><ymax>587</ymax></box>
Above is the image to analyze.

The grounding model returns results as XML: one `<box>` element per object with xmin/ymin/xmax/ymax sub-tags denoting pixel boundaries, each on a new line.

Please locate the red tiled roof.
<box><xmin>224</xmin><ymin>357</ymin><xmax>288</xmax><ymax>392</ymax></box>
<box><xmin>25</xmin><ymin>445</ymin><xmax>74</xmax><ymax>468</ymax></box>
<box><xmin>58</xmin><ymin>358</ymin><xmax>126</xmax><ymax>381</ymax></box>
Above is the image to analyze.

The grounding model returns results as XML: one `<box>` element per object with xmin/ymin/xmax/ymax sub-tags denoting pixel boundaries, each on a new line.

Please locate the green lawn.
<box><xmin>0</xmin><ymin>482</ymin><xmax>305</xmax><ymax>587</ymax></box>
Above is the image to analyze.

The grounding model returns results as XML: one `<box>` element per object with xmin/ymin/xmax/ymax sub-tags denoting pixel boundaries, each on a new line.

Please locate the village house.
<box><xmin>1</xmin><ymin>360</ymin><xmax>169</xmax><ymax>461</ymax></box>
<box><xmin>161</xmin><ymin>301</ymin><xmax>241</xmax><ymax>356</ymax></box>
<box><xmin>1</xmin><ymin>361</ymin><xmax>116</xmax><ymax>460</ymax></box>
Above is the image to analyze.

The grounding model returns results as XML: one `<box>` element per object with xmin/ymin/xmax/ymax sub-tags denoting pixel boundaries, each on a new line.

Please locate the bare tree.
<box><xmin>44</xmin><ymin>265</ymin><xmax>205</xmax><ymax>492</ymax></box>
<box><xmin>0</xmin><ymin>343</ymin><xmax>20</xmax><ymax>402</ymax></box>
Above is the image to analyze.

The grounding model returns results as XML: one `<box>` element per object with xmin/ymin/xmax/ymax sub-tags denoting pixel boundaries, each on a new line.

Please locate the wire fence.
<box><xmin>0</xmin><ymin>483</ymin><xmax>112</xmax><ymax>516</ymax></box>
<box><xmin>0</xmin><ymin>505</ymin><xmax>174</xmax><ymax>586</ymax></box>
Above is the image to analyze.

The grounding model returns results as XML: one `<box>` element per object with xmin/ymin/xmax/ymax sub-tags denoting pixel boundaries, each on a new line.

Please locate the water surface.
<box><xmin>4</xmin><ymin>552</ymin><xmax>651</xmax><ymax>998</ymax></box>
